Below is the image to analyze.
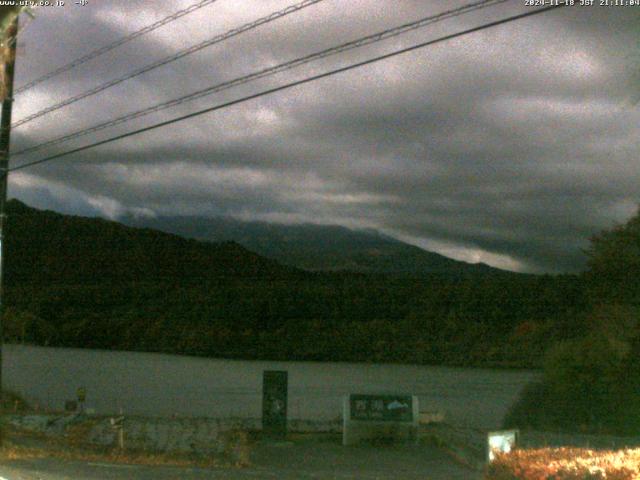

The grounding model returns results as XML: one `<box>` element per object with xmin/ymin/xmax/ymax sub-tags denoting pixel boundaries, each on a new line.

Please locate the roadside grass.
<box><xmin>484</xmin><ymin>447</ymin><xmax>640</xmax><ymax>480</ymax></box>
<box><xmin>1</xmin><ymin>424</ymin><xmax>253</xmax><ymax>468</ymax></box>
<box><xmin>0</xmin><ymin>442</ymin><xmax>48</xmax><ymax>461</ymax></box>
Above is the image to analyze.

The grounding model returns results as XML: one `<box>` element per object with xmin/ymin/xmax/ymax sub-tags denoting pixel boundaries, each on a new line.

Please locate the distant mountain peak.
<box><xmin>120</xmin><ymin>213</ymin><xmax>510</xmax><ymax>277</ymax></box>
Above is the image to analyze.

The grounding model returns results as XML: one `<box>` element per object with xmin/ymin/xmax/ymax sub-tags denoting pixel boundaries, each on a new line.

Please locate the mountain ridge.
<box><xmin>120</xmin><ymin>213</ymin><xmax>508</xmax><ymax>277</ymax></box>
<box><xmin>0</xmin><ymin>198</ymin><xmax>583</xmax><ymax>369</ymax></box>
<box><xmin>4</xmin><ymin>199</ymin><xmax>302</xmax><ymax>285</ymax></box>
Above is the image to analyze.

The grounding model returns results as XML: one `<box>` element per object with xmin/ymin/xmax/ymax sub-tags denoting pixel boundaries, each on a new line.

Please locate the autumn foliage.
<box><xmin>485</xmin><ymin>448</ymin><xmax>640</xmax><ymax>480</ymax></box>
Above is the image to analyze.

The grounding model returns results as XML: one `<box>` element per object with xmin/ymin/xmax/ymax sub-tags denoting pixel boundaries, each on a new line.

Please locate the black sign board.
<box><xmin>262</xmin><ymin>370</ymin><xmax>288</xmax><ymax>437</ymax></box>
<box><xmin>350</xmin><ymin>394</ymin><xmax>413</xmax><ymax>422</ymax></box>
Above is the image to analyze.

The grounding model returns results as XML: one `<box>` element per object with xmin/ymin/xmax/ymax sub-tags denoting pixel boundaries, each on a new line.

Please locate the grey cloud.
<box><xmin>8</xmin><ymin>1</ymin><xmax>640</xmax><ymax>272</ymax></box>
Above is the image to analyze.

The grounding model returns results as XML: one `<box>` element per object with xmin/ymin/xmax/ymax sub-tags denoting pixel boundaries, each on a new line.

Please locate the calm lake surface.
<box><xmin>4</xmin><ymin>344</ymin><xmax>539</xmax><ymax>429</ymax></box>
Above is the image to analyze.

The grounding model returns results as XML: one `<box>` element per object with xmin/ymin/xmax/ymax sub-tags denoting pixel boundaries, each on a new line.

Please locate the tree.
<box><xmin>505</xmin><ymin>212</ymin><xmax>640</xmax><ymax>433</ymax></box>
<box><xmin>505</xmin><ymin>307</ymin><xmax>640</xmax><ymax>434</ymax></box>
<box><xmin>584</xmin><ymin>207</ymin><xmax>640</xmax><ymax>305</ymax></box>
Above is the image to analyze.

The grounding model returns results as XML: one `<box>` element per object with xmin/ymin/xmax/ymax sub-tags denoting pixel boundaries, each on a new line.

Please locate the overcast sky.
<box><xmin>7</xmin><ymin>0</ymin><xmax>640</xmax><ymax>273</ymax></box>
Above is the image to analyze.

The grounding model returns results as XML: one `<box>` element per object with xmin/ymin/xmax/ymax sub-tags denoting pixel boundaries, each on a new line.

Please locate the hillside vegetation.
<box><xmin>3</xmin><ymin>200</ymin><xmax>590</xmax><ymax>368</ymax></box>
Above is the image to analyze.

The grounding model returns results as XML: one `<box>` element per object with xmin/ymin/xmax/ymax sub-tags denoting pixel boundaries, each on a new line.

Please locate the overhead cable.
<box><xmin>13</xmin><ymin>0</ymin><xmax>507</xmax><ymax>156</ymax></box>
<box><xmin>14</xmin><ymin>0</ymin><xmax>220</xmax><ymax>95</ymax></box>
<box><xmin>9</xmin><ymin>4</ymin><xmax>566</xmax><ymax>173</ymax></box>
<box><xmin>12</xmin><ymin>0</ymin><xmax>327</xmax><ymax>128</ymax></box>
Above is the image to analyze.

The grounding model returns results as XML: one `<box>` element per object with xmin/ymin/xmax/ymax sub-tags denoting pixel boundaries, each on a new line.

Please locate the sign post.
<box><xmin>262</xmin><ymin>370</ymin><xmax>288</xmax><ymax>439</ymax></box>
<box><xmin>110</xmin><ymin>409</ymin><xmax>125</xmax><ymax>450</ymax></box>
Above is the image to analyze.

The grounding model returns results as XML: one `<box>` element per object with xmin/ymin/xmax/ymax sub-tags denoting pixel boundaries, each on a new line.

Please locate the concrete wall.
<box><xmin>7</xmin><ymin>413</ymin><xmax>342</xmax><ymax>452</ymax></box>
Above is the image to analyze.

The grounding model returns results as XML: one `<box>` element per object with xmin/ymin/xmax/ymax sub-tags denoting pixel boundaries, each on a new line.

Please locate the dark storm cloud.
<box><xmin>8</xmin><ymin>1</ymin><xmax>640</xmax><ymax>272</ymax></box>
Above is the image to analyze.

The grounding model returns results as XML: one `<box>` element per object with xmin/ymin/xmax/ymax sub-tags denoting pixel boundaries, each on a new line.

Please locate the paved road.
<box><xmin>0</xmin><ymin>440</ymin><xmax>481</xmax><ymax>479</ymax></box>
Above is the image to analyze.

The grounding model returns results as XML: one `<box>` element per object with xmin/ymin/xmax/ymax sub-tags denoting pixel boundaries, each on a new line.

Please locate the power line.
<box><xmin>14</xmin><ymin>0</ymin><xmax>220</xmax><ymax>95</ymax></box>
<box><xmin>9</xmin><ymin>4</ymin><xmax>566</xmax><ymax>173</ymax></box>
<box><xmin>11</xmin><ymin>0</ymin><xmax>327</xmax><ymax>129</ymax></box>
<box><xmin>13</xmin><ymin>0</ymin><xmax>508</xmax><ymax>157</ymax></box>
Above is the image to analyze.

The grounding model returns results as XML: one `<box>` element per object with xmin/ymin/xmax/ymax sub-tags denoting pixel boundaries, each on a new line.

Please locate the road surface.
<box><xmin>0</xmin><ymin>439</ymin><xmax>481</xmax><ymax>479</ymax></box>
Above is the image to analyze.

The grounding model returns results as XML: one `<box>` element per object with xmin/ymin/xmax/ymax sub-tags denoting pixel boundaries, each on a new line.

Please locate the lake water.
<box><xmin>4</xmin><ymin>344</ymin><xmax>539</xmax><ymax>430</ymax></box>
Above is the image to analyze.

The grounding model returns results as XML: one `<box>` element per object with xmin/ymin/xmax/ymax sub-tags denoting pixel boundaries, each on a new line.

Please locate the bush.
<box><xmin>543</xmin><ymin>335</ymin><xmax>626</xmax><ymax>430</ymax></box>
<box><xmin>2</xmin><ymin>390</ymin><xmax>31</xmax><ymax>412</ymax></box>
<box><xmin>484</xmin><ymin>448</ymin><xmax>640</xmax><ymax>480</ymax></box>
<box><xmin>218</xmin><ymin>429</ymin><xmax>251</xmax><ymax>467</ymax></box>
<box><xmin>503</xmin><ymin>381</ymin><xmax>554</xmax><ymax>430</ymax></box>
<box><xmin>505</xmin><ymin>308</ymin><xmax>640</xmax><ymax>434</ymax></box>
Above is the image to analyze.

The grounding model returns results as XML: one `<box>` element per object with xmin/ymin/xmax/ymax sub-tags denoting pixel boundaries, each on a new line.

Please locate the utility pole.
<box><xmin>0</xmin><ymin>15</ymin><xmax>18</xmax><ymax>447</ymax></box>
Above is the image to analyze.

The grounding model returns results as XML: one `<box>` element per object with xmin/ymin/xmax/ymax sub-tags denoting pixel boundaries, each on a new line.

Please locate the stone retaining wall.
<box><xmin>6</xmin><ymin>413</ymin><xmax>342</xmax><ymax>454</ymax></box>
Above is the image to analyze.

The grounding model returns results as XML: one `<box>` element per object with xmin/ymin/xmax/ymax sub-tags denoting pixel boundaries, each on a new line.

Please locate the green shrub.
<box><xmin>503</xmin><ymin>381</ymin><xmax>553</xmax><ymax>430</ymax></box>
<box><xmin>505</xmin><ymin>305</ymin><xmax>640</xmax><ymax>434</ymax></box>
